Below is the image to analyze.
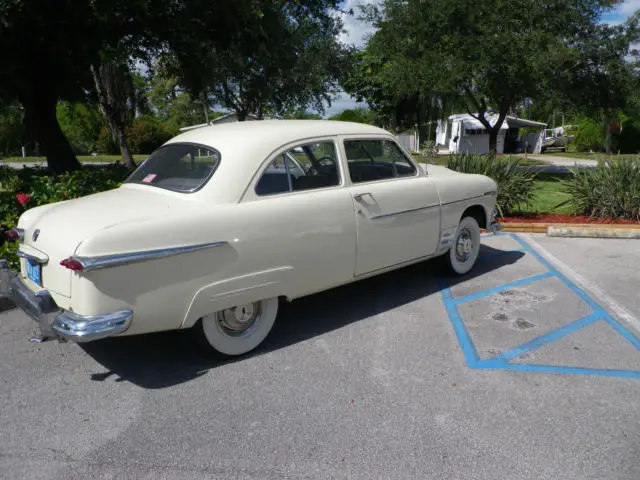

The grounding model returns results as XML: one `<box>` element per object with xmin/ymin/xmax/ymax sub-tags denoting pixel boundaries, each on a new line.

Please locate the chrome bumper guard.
<box><xmin>487</xmin><ymin>221</ymin><xmax>502</xmax><ymax>233</ymax></box>
<box><xmin>487</xmin><ymin>208</ymin><xmax>503</xmax><ymax>234</ymax></box>
<box><xmin>0</xmin><ymin>259</ymin><xmax>132</xmax><ymax>342</ymax></box>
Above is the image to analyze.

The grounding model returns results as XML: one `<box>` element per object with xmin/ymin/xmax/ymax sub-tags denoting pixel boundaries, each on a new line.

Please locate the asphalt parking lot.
<box><xmin>1</xmin><ymin>233</ymin><xmax>639</xmax><ymax>480</ymax></box>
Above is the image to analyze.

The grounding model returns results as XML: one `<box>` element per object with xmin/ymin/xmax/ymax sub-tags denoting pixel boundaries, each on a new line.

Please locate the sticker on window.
<box><xmin>142</xmin><ymin>173</ymin><xmax>157</xmax><ymax>183</ymax></box>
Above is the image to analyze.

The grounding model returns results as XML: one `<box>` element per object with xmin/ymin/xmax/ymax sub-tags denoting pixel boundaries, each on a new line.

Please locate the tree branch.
<box><xmin>463</xmin><ymin>87</ymin><xmax>493</xmax><ymax>130</ymax></box>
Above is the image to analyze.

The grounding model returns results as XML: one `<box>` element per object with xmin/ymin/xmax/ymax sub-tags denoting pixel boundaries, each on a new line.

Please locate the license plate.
<box><xmin>26</xmin><ymin>258</ymin><xmax>42</xmax><ymax>286</ymax></box>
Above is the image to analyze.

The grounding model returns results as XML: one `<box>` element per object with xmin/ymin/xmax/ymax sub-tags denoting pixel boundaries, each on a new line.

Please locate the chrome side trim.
<box><xmin>440</xmin><ymin>194</ymin><xmax>485</xmax><ymax>207</ymax></box>
<box><xmin>16</xmin><ymin>249</ymin><xmax>49</xmax><ymax>264</ymax></box>
<box><xmin>72</xmin><ymin>241</ymin><xmax>228</xmax><ymax>272</ymax></box>
<box><xmin>370</xmin><ymin>204</ymin><xmax>438</xmax><ymax>221</ymax></box>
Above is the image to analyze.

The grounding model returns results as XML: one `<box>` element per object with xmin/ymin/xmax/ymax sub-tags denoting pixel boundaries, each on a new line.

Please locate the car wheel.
<box><xmin>195</xmin><ymin>298</ymin><xmax>279</xmax><ymax>356</ymax></box>
<box><xmin>443</xmin><ymin>216</ymin><xmax>481</xmax><ymax>276</ymax></box>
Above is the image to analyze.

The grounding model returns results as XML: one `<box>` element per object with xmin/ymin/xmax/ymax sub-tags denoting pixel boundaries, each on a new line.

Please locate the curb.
<box><xmin>496</xmin><ymin>222</ymin><xmax>640</xmax><ymax>237</ymax></box>
<box><xmin>547</xmin><ymin>226</ymin><xmax>640</xmax><ymax>239</ymax></box>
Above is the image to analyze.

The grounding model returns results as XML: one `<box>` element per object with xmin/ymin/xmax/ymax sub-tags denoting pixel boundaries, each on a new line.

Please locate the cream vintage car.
<box><xmin>0</xmin><ymin>120</ymin><xmax>500</xmax><ymax>356</ymax></box>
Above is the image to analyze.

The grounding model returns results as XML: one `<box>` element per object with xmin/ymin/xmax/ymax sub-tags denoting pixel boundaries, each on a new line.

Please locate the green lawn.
<box><xmin>518</xmin><ymin>173</ymin><xmax>572</xmax><ymax>214</ymax></box>
<box><xmin>539</xmin><ymin>151</ymin><xmax>640</xmax><ymax>161</ymax></box>
<box><xmin>0</xmin><ymin>155</ymin><xmax>149</xmax><ymax>164</ymax></box>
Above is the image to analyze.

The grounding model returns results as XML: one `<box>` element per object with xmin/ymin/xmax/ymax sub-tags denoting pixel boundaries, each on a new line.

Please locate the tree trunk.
<box><xmin>201</xmin><ymin>92</ymin><xmax>209</xmax><ymax>124</ymax></box>
<box><xmin>117</xmin><ymin>128</ymin><xmax>136</xmax><ymax>170</ymax></box>
<box><xmin>237</xmin><ymin>110</ymin><xmax>247</xmax><ymax>121</ymax></box>
<box><xmin>91</xmin><ymin>64</ymin><xmax>136</xmax><ymax>170</ymax></box>
<box><xmin>20</xmin><ymin>92</ymin><xmax>81</xmax><ymax>173</ymax></box>
<box><xmin>416</xmin><ymin>101</ymin><xmax>426</xmax><ymax>150</ymax></box>
<box><xmin>488</xmin><ymin>127</ymin><xmax>499</xmax><ymax>155</ymax></box>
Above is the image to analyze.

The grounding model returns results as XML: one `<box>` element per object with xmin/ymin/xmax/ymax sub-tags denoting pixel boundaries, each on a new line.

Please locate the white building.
<box><xmin>395</xmin><ymin>129</ymin><xmax>420</xmax><ymax>152</ymax></box>
<box><xmin>435</xmin><ymin>113</ymin><xmax>548</xmax><ymax>154</ymax></box>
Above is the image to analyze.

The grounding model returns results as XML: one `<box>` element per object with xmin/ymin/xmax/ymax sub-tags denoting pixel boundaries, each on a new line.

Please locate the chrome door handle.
<box><xmin>354</xmin><ymin>192</ymin><xmax>372</xmax><ymax>201</ymax></box>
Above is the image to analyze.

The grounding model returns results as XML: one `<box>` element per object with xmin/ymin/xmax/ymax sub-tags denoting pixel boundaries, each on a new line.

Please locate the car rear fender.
<box><xmin>180</xmin><ymin>266</ymin><xmax>295</xmax><ymax>328</ymax></box>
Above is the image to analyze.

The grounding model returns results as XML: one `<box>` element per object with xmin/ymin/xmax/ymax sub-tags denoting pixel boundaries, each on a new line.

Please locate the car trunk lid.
<box><xmin>19</xmin><ymin>186</ymin><xmax>176</xmax><ymax>297</ymax></box>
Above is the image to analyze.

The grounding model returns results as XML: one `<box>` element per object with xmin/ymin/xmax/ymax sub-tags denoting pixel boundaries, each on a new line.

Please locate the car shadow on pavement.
<box><xmin>81</xmin><ymin>245</ymin><xmax>525</xmax><ymax>389</ymax></box>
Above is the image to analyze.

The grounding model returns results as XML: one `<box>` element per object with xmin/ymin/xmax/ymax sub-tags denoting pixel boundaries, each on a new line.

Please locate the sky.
<box><xmin>320</xmin><ymin>0</ymin><xmax>381</xmax><ymax>117</ymax></box>
<box><xmin>601</xmin><ymin>0</ymin><xmax>640</xmax><ymax>24</ymax></box>
<box><xmin>321</xmin><ymin>0</ymin><xmax>640</xmax><ymax>118</ymax></box>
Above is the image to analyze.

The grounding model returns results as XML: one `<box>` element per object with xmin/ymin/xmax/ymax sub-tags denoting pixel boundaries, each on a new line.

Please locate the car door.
<box><xmin>242</xmin><ymin>137</ymin><xmax>357</xmax><ymax>299</ymax></box>
<box><xmin>340</xmin><ymin>136</ymin><xmax>441</xmax><ymax>277</ymax></box>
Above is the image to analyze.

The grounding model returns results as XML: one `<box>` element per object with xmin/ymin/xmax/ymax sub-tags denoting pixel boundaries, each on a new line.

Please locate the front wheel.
<box><xmin>194</xmin><ymin>298</ymin><xmax>279</xmax><ymax>356</ymax></box>
<box><xmin>442</xmin><ymin>216</ymin><xmax>481</xmax><ymax>276</ymax></box>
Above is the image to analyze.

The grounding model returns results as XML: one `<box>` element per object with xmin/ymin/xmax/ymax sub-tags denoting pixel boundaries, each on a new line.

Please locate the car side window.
<box><xmin>344</xmin><ymin>139</ymin><xmax>417</xmax><ymax>184</ymax></box>
<box><xmin>255</xmin><ymin>141</ymin><xmax>340</xmax><ymax>196</ymax></box>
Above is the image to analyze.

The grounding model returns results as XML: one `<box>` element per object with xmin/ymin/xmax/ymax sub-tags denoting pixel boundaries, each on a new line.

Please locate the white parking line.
<box><xmin>524</xmin><ymin>234</ymin><xmax>640</xmax><ymax>335</ymax></box>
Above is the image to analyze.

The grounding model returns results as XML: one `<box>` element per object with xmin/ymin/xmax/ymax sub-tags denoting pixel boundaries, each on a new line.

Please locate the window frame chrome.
<box><xmin>251</xmin><ymin>136</ymin><xmax>344</xmax><ymax>199</ymax></box>
<box><xmin>123</xmin><ymin>141</ymin><xmax>222</xmax><ymax>194</ymax></box>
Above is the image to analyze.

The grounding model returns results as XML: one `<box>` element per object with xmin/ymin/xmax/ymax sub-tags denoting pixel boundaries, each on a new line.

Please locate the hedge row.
<box><xmin>0</xmin><ymin>164</ymin><xmax>130</xmax><ymax>268</ymax></box>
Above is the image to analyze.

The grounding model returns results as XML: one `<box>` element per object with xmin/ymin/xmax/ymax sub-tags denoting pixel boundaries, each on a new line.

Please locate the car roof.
<box><xmin>166</xmin><ymin>119</ymin><xmax>391</xmax><ymax>149</ymax></box>
<box><xmin>161</xmin><ymin>119</ymin><xmax>395</xmax><ymax>202</ymax></box>
<box><xmin>161</xmin><ymin>119</ymin><xmax>396</xmax><ymax>201</ymax></box>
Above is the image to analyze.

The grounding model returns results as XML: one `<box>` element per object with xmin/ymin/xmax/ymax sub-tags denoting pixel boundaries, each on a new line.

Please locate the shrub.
<box><xmin>573</xmin><ymin>118</ymin><xmax>605</xmax><ymax>153</ymax></box>
<box><xmin>419</xmin><ymin>140</ymin><xmax>439</xmax><ymax>164</ymax></box>
<box><xmin>96</xmin><ymin>127</ymin><xmax>120</xmax><ymax>154</ymax></box>
<box><xmin>445</xmin><ymin>153</ymin><xmax>538</xmax><ymax>216</ymax></box>
<box><xmin>56</xmin><ymin>102</ymin><xmax>104</xmax><ymax>155</ymax></box>
<box><xmin>0</xmin><ymin>164</ymin><xmax>130</xmax><ymax>268</ymax></box>
<box><xmin>559</xmin><ymin>159</ymin><xmax>640</xmax><ymax>220</ymax></box>
<box><xmin>95</xmin><ymin>117</ymin><xmax>172</xmax><ymax>156</ymax></box>
<box><xmin>126</xmin><ymin>116</ymin><xmax>172</xmax><ymax>154</ymax></box>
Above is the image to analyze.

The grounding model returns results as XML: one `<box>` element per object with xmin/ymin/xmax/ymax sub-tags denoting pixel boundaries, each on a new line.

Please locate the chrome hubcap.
<box><xmin>455</xmin><ymin>228</ymin><xmax>474</xmax><ymax>262</ymax></box>
<box><xmin>217</xmin><ymin>302</ymin><xmax>262</xmax><ymax>336</ymax></box>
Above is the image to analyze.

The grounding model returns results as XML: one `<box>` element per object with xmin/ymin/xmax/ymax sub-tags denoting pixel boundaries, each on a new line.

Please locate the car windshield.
<box><xmin>125</xmin><ymin>143</ymin><xmax>221</xmax><ymax>193</ymax></box>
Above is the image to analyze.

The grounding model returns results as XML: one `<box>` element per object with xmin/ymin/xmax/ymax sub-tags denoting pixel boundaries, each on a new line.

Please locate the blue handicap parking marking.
<box><xmin>440</xmin><ymin>233</ymin><xmax>640</xmax><ymax>379</ymax></box>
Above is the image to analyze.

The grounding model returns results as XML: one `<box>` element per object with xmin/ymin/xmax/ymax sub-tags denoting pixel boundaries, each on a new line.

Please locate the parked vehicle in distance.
<box><xmin>541</xmin><ymin>126</ymin><xmax>574</xmax><ymax>153</ymax></box>
<box><xmin>0</xmin><ymin>120</ymin><xmax>500</xmax><ymax>356</ymax></box>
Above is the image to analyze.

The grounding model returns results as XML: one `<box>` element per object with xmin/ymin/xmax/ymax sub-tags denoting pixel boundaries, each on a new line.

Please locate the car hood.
<box><xmin>423</xmin><ymin>164</ymin><xmax>461</xmax><ymax>176</ymax></box>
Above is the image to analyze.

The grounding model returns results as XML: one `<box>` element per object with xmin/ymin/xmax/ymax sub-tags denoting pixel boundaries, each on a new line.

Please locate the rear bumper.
<box><xmin>0</xmin><ymin>259</ymin><xmax>132</xmax><ymax>342</ymax></box>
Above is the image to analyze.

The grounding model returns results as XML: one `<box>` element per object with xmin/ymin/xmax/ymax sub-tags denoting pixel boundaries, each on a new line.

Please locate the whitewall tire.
<box><xmin>444</xmin><ymin>216</ymin><xmax>481</xmax><ymax>276</ymax></box>
<box><xmin>195</xmin><ymin>298</ymin><xmax>279</xmax><ymax>356</ymax></box>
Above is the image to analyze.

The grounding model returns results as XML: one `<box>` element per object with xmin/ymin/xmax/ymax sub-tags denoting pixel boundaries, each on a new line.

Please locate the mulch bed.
<box><xmin>502</xmin><ymin>213</ymin><xmax>640</xmax><ymax>225</ymax></box>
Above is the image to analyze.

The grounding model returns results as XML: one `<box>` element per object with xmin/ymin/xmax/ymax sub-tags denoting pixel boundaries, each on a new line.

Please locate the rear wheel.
<box><xmin>194</xmin><ymin>297</ymin><xmax>279</xmax><ymax>356</ymax></box>
<box><xmin>442</xmin><ymin>216</ymin><xmax>481</xmax><ymax>275</ymax></box>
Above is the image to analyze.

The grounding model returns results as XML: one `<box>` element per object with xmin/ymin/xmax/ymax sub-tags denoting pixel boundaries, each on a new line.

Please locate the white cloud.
<box><xmin>602</xmin><ymin>0</ymin><xmax>640</xmax><ymax>24</ymax></box>
<box><xmin>615</xmin><ymin>0</ymin><xmax>640</xmax><ymax>16</ymax></box>
<box><xmin>322</xmin><ymin>92</ymin><xmax>368</xmax><ymax>117</ymax></box>
<box><xmin>337</xmin><ymin>0</ymin><xmax>381</xmax><ymax>48</ymax></box>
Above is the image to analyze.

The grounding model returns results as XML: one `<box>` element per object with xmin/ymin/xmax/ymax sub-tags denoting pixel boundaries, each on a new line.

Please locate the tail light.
<box><xmin>60</xmin><ymin>258</ymin><xmax>85</xmax><ymax>271</ymax></box>
<box><xmin>5</xmin><ymin>228</ymin><xmax>24</xmax><ymax>242</ymax></box>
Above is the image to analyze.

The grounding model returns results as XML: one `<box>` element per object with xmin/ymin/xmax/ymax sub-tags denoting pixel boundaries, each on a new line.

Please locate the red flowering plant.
<box><xmin>15</xmin><ymin>192</ymin><xmax>31</xmax><ymax>207</ymax></box>
<box><xmin>0</xmin><ymin>164</ymin><xmax>130</xmax><ymax>269</ymax></box>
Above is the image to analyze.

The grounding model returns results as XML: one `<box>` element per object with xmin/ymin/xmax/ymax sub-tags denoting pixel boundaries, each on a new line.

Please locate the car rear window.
<box><xmin>125</xmin><ymin>143</ymin><xmax>221</xmax><ymax>193</ymax></box>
